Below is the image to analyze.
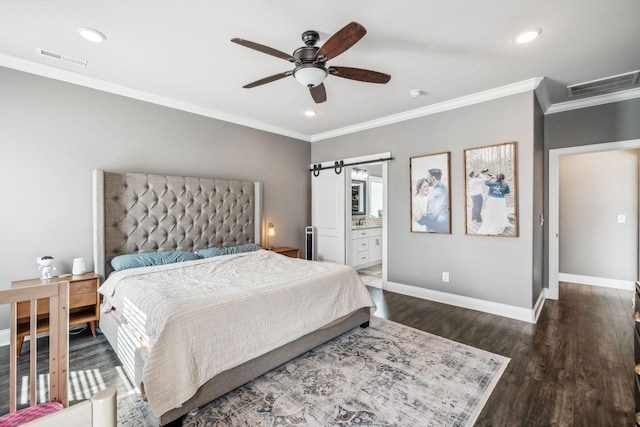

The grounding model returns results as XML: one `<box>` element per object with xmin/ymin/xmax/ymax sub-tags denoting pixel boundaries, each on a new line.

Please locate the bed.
<box><xmin>92</xmin><ymin>170</ymin><xmax>374</xmax><ymax>425</ymax></box>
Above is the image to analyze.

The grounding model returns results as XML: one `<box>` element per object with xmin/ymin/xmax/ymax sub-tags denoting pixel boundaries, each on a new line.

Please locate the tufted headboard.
<box><xmin>93</xmin><ymin>170</ymin><xmax>262</xmax><ymax>278</ymax></box>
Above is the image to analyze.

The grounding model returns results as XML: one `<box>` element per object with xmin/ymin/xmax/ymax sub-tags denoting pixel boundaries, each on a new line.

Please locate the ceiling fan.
<box><xmin>231</xmin><ymin>22</ymin><xmax>391</xmax><ymax>104</ymax></box>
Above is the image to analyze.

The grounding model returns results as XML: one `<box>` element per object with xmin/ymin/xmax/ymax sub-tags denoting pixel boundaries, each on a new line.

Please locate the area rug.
<box><xmin>118</xmin><ymin>316</ymin><xmax>509</xmax><ymax>426</ymax></box>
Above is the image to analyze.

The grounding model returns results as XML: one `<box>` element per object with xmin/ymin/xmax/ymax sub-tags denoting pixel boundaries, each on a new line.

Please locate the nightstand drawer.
<box><xmin>72</xmin><ymin>279</ymin><xmax>98</xmax><ymax>294</ymax></box>
<box><xmin>70</xmin><ymin>292</ymin><xmax>97</xmax><ymax>309</ymax></box>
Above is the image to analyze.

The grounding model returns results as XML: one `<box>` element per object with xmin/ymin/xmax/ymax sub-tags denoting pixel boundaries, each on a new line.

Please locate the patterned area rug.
<box><xmin>118</xmin><ymin>316</ymin><xmax>509</xmax><ymax>426</ymax></box>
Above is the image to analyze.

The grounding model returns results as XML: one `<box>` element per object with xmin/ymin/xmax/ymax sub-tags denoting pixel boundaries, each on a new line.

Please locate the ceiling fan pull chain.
<box><xmin>334</xmin><ymin>160</ymin><xmax>344</xmax><ymax>175</ymax></box>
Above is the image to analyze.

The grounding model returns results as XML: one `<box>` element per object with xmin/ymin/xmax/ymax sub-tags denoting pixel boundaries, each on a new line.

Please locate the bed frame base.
<box><xmin>158</xmin><ymin>307</ymin><xmax>369</xmax><ymax>425</ymax></box>
<box><xmin>101</xmin><ymin>308</ymin><xmax>370</xmax><ymax>426</ymax></box>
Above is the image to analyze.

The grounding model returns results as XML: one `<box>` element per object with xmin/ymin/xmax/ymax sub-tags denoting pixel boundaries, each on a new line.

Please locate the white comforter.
<box><xmin>99</xmin><ymin>250</ymin><xmax>375</xmax><ymax>417</ymax></box>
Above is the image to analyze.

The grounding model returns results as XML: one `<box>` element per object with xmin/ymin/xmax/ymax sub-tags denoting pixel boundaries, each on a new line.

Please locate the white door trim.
<box><xmin>548</xmin><ymin>139</ymin><xmax>640</xmax><ymax>299</ymax></box>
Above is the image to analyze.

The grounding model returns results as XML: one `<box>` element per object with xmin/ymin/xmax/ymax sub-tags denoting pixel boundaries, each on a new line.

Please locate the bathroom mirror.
<box><xmin>351</xmin><ymin>180</ymin><xmax>366</xmax><ymax>215</ymax></box>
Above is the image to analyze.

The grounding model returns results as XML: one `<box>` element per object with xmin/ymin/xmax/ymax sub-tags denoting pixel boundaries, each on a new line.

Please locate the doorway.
<box><xmin>548</xmin><ymin>138</ymin><xmax>640</xmax><ymax>299</ymax></box>
<box><xmin>348</xmin><ymin>163</ymin><xmax>386</xmax><ymax>289</ymax></box>
<box><xmin>310</xmin><ymin>152</ymin><xmax>390</xmax><ymax>289</ymax></box>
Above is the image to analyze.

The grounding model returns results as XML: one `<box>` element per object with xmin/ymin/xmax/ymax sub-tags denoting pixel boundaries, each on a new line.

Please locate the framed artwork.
<box><xmin>463</xmin><ymin>141</ymin><xmax>518</xmax><ymax>237</ymax></box>
<box><xmin>409</xmin><ymin>152</ymin><xmax>451</xmax><ymax>233</ymax></box>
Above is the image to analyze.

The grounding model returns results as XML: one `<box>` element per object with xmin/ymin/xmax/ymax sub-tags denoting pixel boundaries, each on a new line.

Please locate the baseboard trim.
<box><xmin>558</xmin><ymin>273</ymin><xmax>634</xmax><ymax>291</ymax></box>
<box><xmin>386</xmin><ymin>281</ymin><xmax>539</xmax><ymax>323</ymax></box>
<box><xmin>533</xmin><ymin>290</ymin><xmax>546</xmax><ymax>322</ymax></box>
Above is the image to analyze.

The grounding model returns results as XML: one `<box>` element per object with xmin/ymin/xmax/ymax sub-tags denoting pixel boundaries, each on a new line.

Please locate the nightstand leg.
<box><xmin>16</xmin><ymin>336</ymin><xmax>25</xmax><ymax>356</ymax></box>
<box><xmin>88</xmin><ymin>321</ymin><xmax>96</xmax><ymax>337</ymax></box>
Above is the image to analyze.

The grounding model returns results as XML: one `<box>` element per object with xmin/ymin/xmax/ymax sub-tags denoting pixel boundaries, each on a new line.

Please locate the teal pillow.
<box><xmin>111</xmin><ymin>251</ymin><xmax>202</xmax><ymax>271</ymax></box>
<box><xmin>195</xmin><ymin>243</ymin><xmax>261</xmax><ymax>259</ymax></box>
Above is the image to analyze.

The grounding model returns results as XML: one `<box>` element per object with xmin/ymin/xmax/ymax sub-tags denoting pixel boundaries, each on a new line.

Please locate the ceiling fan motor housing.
<box><xmin>301</xmin><ymin>30</ymin><xmax>320</xmax><ymax>46</ymax></box>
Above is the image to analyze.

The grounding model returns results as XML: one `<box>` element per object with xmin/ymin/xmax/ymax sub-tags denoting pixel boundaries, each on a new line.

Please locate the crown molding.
<box><xmin>0</xmin><ymin>52</ymin><xmax>310</xmax><ymax>142</ymax></box>
<box><xmin>545</xmin><ymin>86</ymin><xmax>640</xmax><ymax>115</ymax></box>
<box><xmin>7</xmin><ymin>51</ymin><xmax>638</xmax><ymax>142</ymax></box>
<box><xmin>310</xmin><ymin>78</ymin><xmax>543</xmax><ymax>142</ymax></box>
<box><xmin>534</xmin><ymin>78</ymin><xmax>552</xmax><ymax>112</ymax></box>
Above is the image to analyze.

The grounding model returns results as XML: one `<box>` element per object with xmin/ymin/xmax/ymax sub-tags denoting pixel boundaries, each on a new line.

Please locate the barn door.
<box><xmin>311</xmin><ymin>168</ymin><xmax>346</xmax><ymax>264</ymax></box>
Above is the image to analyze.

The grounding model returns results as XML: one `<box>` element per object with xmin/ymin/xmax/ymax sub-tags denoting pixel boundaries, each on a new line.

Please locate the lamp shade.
<box><xmin>267</xmin><ymin>223</ymin><xmax>276</xmax><ymax>237</ymax></box>
<box><xmin>293</xmin><ymin>65</ymin><xmax>327</xmax><ymax>88</ymax></box>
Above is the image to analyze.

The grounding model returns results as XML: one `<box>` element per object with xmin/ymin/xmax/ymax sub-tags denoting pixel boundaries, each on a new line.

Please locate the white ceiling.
<box><xmin>1</xmin><ymin>1</ymin><xmax>639</xmax><ymax>141</ymax></box>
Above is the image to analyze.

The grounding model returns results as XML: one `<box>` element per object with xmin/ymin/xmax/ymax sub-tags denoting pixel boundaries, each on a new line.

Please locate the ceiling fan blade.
<box><xmin>310</xmin><ymin>83</ymin><xmax>327</xmax><ymax>103</ymax></box>
<box><xmin>316</xmin><ymin>22</ymin><xmax>367</xmax><ymax>62</ymax></box>
<box><xmin>243</xmin><ymin>71</ymin><xmax>292</xmax><ymax>88</ymax></box>
<box><xmin>231</xmin><ymin>38</ymin><xmax>295</xmax><ymax>62</ymax></box>
<box><xmin>329</xmin><ymin>66</ymin><xmax>391</xmax><ymax>84</ymax></box>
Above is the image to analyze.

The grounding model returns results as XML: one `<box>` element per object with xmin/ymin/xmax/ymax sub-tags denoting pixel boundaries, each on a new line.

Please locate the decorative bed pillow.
<box><xmin>195</xmin><ymin>243</ymin><xmax>261</xmax><ymax>258</ymax></box>
<box><xmin>111</xmin><ymin>251</ymin><xmax>202</xmax><ymax>271</ymax></box>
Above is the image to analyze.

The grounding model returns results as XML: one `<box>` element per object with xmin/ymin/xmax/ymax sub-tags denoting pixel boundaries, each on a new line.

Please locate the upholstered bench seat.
<box><xmin>0</xmin><ymin>401</ymin><xmax>64</xmax><ymax>427</ymax></box>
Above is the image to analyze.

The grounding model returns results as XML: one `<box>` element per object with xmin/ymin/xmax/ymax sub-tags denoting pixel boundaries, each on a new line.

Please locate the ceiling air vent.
<box><xmin>567</xmin><ymin>71</ymin><xmax>639</xmax><ymax>98</ymax></box>
<box><xmin>36</xmin><ymin>48</ymin><xmax>87</xmax><ymax>67</ymax></box>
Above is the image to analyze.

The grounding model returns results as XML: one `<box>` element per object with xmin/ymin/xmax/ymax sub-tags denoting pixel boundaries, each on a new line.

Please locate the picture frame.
<box><xmin>409</xmin><ymin>152</ymin><xmax>451</xmax><ymax>233</ymax></box>
<box><xmin>463</xmin><ymin>141</ymin><xmax>518</xmax><ymax>237</ymax></box>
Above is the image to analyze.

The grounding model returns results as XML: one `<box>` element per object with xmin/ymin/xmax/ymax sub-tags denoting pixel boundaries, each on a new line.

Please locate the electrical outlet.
<box><xmin>442</xmin><ymin>272</ymin><xmax>449</xmax><ymax>282</ymax></box>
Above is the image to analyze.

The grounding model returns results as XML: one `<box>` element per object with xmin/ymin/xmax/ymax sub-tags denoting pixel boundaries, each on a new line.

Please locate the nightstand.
<box><xmin>272</xmin><ymin>247</ymin><xmax>300</xmax><ymax>258</ymax></box>
<box><xmin>11</xmin><ymin>272</ymin><xmax>101</xmax><ymax>355</ymax></box>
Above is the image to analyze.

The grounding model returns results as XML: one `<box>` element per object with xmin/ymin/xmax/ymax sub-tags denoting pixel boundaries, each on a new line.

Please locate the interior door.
<box><xmin>311</xmin><ymin>171</ymin><xmax>346</xmax><ymax>263</ymax></box>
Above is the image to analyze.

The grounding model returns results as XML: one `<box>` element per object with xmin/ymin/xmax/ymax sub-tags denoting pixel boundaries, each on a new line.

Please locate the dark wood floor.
<box><xmin>1</xmin><ymin>282</ymin><xmax>634</xmax><ymax>425</ymax></box>
<box><xmin>369</xmin><ymin>282</ymin><xmax>634</xmax><ymax>426</ymax></box>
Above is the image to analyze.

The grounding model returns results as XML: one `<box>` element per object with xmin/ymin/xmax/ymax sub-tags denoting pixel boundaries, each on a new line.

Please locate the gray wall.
<box><xmin>545</xmin><ymin>98</ymin><xmax>640</xmax><ymax>150</ymax></box>
<box><xmin>559</xmin><ymin>149</ymin><xmax>638</xmax><ymax>280</ymax></box>
<box><xmin>0</xmin><ymin>66</ymin><xmax>311</xmax><ymax>329</ymax></box>
<box><xmin>544</xmin><ymin>97</ymin><xmax>640</xmax><ymax>286</ymax></box>
<box><xmin>313</xmin><ymin>92</ymin><xmax>540</xmax><ymax>309</ymax></box>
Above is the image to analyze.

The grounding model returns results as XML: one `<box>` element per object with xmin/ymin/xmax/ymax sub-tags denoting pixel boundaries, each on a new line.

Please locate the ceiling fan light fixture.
<box><xmin>514</xmin><ymin>28</ymin><xmax>541</xmax><ymax>44</ymax></box>
<box><xmin>77</xmin><ymin>27</ymin><xmax>107</xmax><ymax>43</ymax></box>
<box><xmin>293</xmin><ymin>65</ymin><xmax>327</xmax><ymax>88</ymax></box>
<box><xmin>304</xmin><ymin>110</ymin><xmax>317</xmax><ymax>117</ymax></box>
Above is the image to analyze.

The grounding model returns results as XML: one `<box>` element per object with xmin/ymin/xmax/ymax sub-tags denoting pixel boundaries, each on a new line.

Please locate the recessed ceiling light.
<box><xmin>304</xmin><ymin>110</ymin><xmax>317</xmax><ymax>117</ymax></box>
<box><xmin>514</xmin><ymin>28</ymin><xmax>541</xmax><ymax>44</ymax></box>
<box><xmin>77</xmin><ymin>27</ymin><xmax>107</xmax><ymax>43</ymax></box>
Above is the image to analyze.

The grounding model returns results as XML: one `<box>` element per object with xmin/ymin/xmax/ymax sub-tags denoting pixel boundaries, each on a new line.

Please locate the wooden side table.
<box><xmin>272</xmin><ymin>247</ymin><xmax>300</xmax><ymax>258</ymax></box>
<box><xmin>11</xmin><ymin>272</ymin><xmax>101</xmax><ymax>355</ymax></box>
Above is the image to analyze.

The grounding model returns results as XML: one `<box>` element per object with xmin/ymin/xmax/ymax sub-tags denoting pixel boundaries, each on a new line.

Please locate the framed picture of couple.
<box><xmin>464</xmin><ymin>141</ymin><xmax>518</xmax><ymax>237</ymax></box>
<box><xmin>410</xmin><ymin>152</ymin><xmax>451</xmax><ymax>234</ymax></box>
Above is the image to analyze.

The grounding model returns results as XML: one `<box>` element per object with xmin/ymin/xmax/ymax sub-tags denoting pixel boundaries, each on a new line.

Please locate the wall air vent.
<box><xmin>36</xmin><ymin>48</ymin><xmax>87</xmax><ymax>67</ymax></box>
<box><xmin>567</xmin><ymin>70</ymin><xmax>639</xmax><ymax>98</ymax></box>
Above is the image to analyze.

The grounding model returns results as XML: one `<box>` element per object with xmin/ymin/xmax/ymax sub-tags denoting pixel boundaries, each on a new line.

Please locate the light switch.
<box><xmin>617</xmin><ymin>214</ymin><xmax>626</xmax><ymax>224</ymax></box>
